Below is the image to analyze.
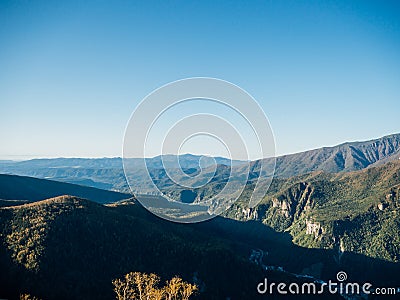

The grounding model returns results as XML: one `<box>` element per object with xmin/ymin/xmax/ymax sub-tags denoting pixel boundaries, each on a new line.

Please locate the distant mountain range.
<box><xmin>151</xmin><ymin>133</ymin><xmax>400</xmax><ymax>205</ymax></box>
<box><xmin>1</xmin><ymin>133</ymin><xmax>399</xmax><ymax>194</ymax></box>
<box><xmin>0</xmin><ymin>154</ymin><xmax>245</xmax><ymax>193</ymax></box>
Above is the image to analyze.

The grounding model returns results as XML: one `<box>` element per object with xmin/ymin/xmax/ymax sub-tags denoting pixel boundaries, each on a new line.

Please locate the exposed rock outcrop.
<box><xmin>271</xmin><ymin>182</ymin><xmax>314</xmax><ymax>221</ymax></box>
<box><xmin>305</xmin><ymin>219</ymin><xmax>324</xmax><ymax>238</ymax></box>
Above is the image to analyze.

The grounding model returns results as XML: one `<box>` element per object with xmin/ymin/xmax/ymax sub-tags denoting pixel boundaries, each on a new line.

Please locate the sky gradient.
<box><xmin>1</xmin><ymin>0</ymin><xmax>399</xmax><ymax>159</ymax></box>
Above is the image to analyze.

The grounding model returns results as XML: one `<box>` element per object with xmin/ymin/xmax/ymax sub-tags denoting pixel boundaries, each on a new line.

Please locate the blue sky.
<box><xmin>0</xmin><ymin>0</ymin><xmax>399</xmax><ymax>159</ymax></box>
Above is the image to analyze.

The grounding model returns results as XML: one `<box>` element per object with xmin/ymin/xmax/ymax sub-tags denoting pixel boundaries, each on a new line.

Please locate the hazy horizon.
<box><xmin>1</xmin><ymin>130</ymin><xmax>399</xmax><ymax>161</ymax></box>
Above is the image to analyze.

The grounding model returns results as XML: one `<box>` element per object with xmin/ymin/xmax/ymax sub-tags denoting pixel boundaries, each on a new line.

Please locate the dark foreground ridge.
<box><xmin>0</xmin><ymin>183</ymin><xmax>399</xmax><ymax>299</ymax></box>
<box><xmin>0</xmin><ymin>173</ymin><xmax>129</xmax><ymax>204</ymax></box>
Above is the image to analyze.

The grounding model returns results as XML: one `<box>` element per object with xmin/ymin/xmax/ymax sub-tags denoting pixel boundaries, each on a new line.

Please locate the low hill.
<box><xmin>0</xmin><ymin>174</ymin><xmax>130</xmax><ymax>204</ymax></box>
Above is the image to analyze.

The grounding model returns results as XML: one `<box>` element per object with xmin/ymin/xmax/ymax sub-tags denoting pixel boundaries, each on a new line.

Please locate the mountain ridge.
<box><xmin>258</xmin><ymin>132</ymin><xmax>400</xmax><ymax>178</ymax></box>
<box><xmin>0</xmin><ymin>174</ymin><xmax>130</xmax><ymax>204</ymax></box>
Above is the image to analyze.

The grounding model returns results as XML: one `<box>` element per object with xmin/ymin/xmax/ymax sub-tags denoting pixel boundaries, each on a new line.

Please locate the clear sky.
<box><xmin>1</xmin><ymin>0</ymin><xmax>399</xmax><ymax>159</ymax></box>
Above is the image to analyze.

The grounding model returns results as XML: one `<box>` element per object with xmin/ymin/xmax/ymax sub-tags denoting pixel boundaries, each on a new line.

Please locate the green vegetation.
<box><xmin>227</xmin><ymin>160</ymin><xmax>400</xmax><ymax>262</ymax></box>
<box><xmin>4</xmin><ymin>196</ymin><xmax>90</xmax><ymax>271</ymax></box>
<box><xmin>0</xmin><ymin>195</ymin><xmax>265</xmax><ymax>299</ymax></box>
<box><xmin>1</xmin><ymin>173</ymin><xmax>400</xmax><ymax>299</ymax></box>
<box><xmin>1</xmin><ymin>134</ymin><xmax>400</xmax><ymax>299</ymax></box>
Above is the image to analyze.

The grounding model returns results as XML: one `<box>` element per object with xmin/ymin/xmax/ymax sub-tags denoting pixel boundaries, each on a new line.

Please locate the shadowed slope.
<box><xmin>0</xmin><ymin>174</ymin><xmax>130</xmax><ymax>204</ymax></box>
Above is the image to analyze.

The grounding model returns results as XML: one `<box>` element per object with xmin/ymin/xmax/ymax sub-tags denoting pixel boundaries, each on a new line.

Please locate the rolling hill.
<box><xmin>0</xmin><ymin>174</ymin><xmax>130</xmax><ymax>204</ymax></box>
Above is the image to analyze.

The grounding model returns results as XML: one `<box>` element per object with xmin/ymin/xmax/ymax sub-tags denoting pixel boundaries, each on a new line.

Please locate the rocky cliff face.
<box><xmin>226</xmin><ymin>160</ymin><xmax>400</xmax><ymax>262</ymax></box>
<box><xmin>305</xmin><ymin>219</ymin><xmax>324</xmax><ymax>238</ymax></box>
<box><xmin>262</xmin><ymin>182</ymin><xmax>314</xmax><ymax>231</ymax></box>
<box><xmin>229</xmin><ymin>181</ymin><xmax>316</xmax><ymax>233</ymax></box>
